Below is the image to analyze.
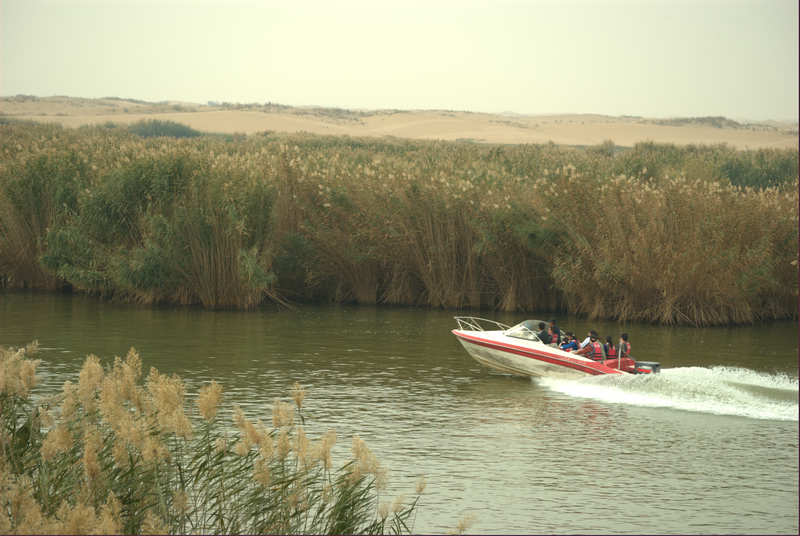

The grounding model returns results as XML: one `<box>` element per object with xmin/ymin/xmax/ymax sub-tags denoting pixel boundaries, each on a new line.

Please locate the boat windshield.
<box><xmin>504</xmin><ymin>320</ymin><xmax>544</xmax><ymax>342</ymax></box>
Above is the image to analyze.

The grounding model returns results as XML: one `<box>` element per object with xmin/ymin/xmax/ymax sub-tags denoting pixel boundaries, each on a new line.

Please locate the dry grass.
<box><xmin>542</xmin><ymin>168</ymin><xmax>798</xmax><ymax>325</ymax></box>
<box><xmin>0</xmin><ymin>121</ymin><xmax>796</xmax><ymax>325</ymax></box>
<box><xmin>0</xmin><ymin>343</ymin><xmax>423</xmax><ymax>534</ymax></box>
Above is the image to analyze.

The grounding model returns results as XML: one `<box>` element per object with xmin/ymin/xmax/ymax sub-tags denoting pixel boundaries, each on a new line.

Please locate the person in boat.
<box><xmin>548</xmin><ymin>319</ymin><xmax>561</xmax><ymax>346</ymax></box>
<box><xmin>560</xmin><ymin>332</ymin><xmax>579</xmax><ymax>352</ymax></box>
<box><xmin>536</xmin><ymin>322</ymin><xmax>552</xmax><ymax>344</ymax></box>
<box><xmin>576</xmin><ymin>330</ymin><xmax>606</xmax><ymax>361</ymax></box>
<box><xmin>604</xmin><ymin>336</ymin><xmax>616</xmax><ymax>359</ymax></box>
<box><xmin>618</xmin><ymin>333</ymin><xmax>631</xmax><ymax>358</ymax></box>
<box><xmin>579</xmin><ymin>331</ymin><xmax>592</xmax><ymax>349</ymax></box>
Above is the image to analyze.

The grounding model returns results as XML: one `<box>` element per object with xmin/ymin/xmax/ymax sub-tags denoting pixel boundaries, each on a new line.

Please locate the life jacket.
<box><xmin>549</xmin><ymin>328</ymin><xmax>560</xmax><ymax>345</ymax></box>
<box><xmin>588</xmin><ymin>340</ymin><xmax>604</xmax><ymax>361</ymax></box>
<box><xmin>619</xmin><ymin>341</ymin><xmax>631</xmax><ymax>358</ymax></box>
<box><xmin>605</xmin><ymin>344</ymin><xmax>616</xmax><ymax>357</ymax></box>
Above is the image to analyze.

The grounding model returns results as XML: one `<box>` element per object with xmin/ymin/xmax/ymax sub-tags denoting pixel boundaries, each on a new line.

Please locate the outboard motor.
<box><xmin>634</xmin><ymin>361</ymin><xmax>661</xmax><ymax>374</ymax></box>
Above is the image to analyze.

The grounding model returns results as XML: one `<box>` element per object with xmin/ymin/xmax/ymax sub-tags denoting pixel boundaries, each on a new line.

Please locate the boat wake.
<box><xmin>536</xmin><ymin>366</ymin><xmax>799</xmax><ymax>421</ymax></box>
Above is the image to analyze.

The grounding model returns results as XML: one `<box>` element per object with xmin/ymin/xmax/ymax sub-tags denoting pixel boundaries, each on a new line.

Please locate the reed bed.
<box><xmin>0</xmin><ymin>343</ymin><xmax>422</xmax><ymax>534</ymax></box>
<box><xmin>0</xmin><ymin>121</ymin><xmax>796</xmax><ymax>325</ymax></box>
<box><xmin>541</xmin><ymin>167</ymin><xmax>798</xmax><ymax>324</ymax></box>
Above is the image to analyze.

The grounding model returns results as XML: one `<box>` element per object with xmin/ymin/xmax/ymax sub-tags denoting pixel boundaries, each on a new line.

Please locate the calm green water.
<box><xmin>2</xmin><ymin>291</ymin><xmax>798</xmax><ymax>534</ymax></box>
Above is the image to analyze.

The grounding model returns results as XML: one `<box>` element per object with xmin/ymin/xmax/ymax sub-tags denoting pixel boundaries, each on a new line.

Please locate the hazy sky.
<box><xmin>2</xmin><ymin>0</ymin><xmax>798</xmax><ymax>120</ymax></box>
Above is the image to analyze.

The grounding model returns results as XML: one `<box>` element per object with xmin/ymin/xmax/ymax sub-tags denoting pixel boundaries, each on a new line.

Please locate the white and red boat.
<box><xmin>452</xmin><ymin>317</ymin><xmax>660</xmax><ymax>378</ymax></box>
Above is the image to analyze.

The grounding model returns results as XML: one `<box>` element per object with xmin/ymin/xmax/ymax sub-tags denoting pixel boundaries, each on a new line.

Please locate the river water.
<box><xmin>1</xmin><ymin>292</ymin><xmax>798</xmax><ymax>534</ymax></box>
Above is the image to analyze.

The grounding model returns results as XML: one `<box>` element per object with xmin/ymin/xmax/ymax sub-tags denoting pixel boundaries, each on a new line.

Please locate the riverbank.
<box><xmin>1</xmin><ymin>121</ymin><xmax>797</xmax><ymax>325</ymax></box>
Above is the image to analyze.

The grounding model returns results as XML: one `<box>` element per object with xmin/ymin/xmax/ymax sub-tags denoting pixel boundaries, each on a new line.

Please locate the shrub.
<box><xmin>128</xmin><ymin>120</ymin><xmax>202</xmax><ymax>139</ymax></box>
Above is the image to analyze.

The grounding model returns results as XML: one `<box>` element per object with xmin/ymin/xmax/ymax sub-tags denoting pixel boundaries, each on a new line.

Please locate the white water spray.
<box><xmin>537</xmin><ymin>367</ymin><xmax>799</xmax><ymax>421</ymax></box>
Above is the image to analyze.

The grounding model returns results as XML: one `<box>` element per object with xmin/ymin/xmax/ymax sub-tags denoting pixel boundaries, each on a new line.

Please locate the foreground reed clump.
<box><xmin>0</xmin><ymin>343</ymin><xmax>422</xmax><ymax>534</ymax></box>
<box><xmin>0</xmin><ymin>121</ymin><xmax>796</xmax><ymax>325</ymax></box>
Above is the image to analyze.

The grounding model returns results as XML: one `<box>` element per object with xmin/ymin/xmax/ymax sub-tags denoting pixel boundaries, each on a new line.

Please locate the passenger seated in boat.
<box><xmin>548</xmin><ymin>319</ymin><xmax>561</xmax><ymax>346</ymax></box>
<box><xmin>604</xmin><ymin>336</ymin><xmax>616</xmax><ymax>358</ymax></box>
<box><xmin>576</xmin><ymin>331</ymin><xmax>605</xmax><ymax>361</ymax></box>
<box><xmin>536</xmin><ymin>322</ymin><xmax>552</xmax><ymax>344</ymax></box>
<box><xmin>560</xmin><ymin>332</ymin><xmax>579</xmax><ymax>352</ymax></box>
<box><xmin>618</xmin><ymin>333</ymin><xmax>631</xmax><ymax>358</ymax></box>
<box><xmin>579</xmin><ymin>331</ymin><xmax>592</xmax><ymax>349</ymax></box>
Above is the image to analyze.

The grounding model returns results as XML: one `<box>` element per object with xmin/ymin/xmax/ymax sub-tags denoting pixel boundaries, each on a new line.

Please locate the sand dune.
<box><xmin>2</xmin><ymin>96</ymin><xmax>797</xmax><ymax>149</ymax></box>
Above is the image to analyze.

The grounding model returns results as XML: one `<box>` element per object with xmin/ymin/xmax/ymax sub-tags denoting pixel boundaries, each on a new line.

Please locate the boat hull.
<box><xmin>453</xmin><ymin>329</ymin><xmax>627</xmax><ymax>378</ymax></box>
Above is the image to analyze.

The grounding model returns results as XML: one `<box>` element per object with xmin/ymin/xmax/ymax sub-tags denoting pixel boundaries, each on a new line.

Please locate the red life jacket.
<box><xmin>619</xmin><ymin>341</ymin><xmax>631</xmax><ymax>357</ymax></box>
<box><xmin>588</xmin><ymin>341</ymin><xmax>604</xmax><ymax>360</ymax></box>
<box><xmin>606</xmin><ymin>344</ymin><xmax>616</xmax><ymax>357</ymax></box>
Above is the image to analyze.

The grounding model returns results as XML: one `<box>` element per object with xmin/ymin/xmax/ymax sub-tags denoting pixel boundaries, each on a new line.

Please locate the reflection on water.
<box><xmin>1</xmin><ymin>292</ymin><xmax>798</xmax><ymax>534</ymax></box>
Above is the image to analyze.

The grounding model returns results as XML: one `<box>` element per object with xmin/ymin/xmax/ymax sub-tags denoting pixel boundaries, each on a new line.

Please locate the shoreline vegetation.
<box><xmin>0</xmin><ymin>120</ymin><xmax>797</xmax><ymax>326</ymax></box>
<box><xmin>0</xmin><ymin>342</ymin><xmax>424</xmax><ymax>534</ymax></box>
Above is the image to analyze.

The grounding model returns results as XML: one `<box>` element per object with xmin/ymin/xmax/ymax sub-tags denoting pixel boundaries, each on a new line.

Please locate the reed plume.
<box><xmin>1</xmin><ymin>121</ymin><xmax>796</xmax><ymax>325</ymax></box>
<box><xmin>0</xmin><ymin>343</ymin><xmax>425</xmax><ymax>534</ymax></box>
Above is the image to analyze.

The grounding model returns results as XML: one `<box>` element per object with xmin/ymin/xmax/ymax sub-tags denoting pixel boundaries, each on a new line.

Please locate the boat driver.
<box><xmin>536</xmin><ymin>322</ymin><xmax>552</xmax><ymax>344</ymax></box>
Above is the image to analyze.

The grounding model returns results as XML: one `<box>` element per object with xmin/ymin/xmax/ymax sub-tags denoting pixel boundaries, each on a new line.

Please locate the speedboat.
<box><xmin>452</xmin><ymin>317</ymin><xmax>661</xmax><ymax>378</ymax></box>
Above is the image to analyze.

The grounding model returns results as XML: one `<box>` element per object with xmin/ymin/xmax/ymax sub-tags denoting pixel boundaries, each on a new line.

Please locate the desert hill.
<box><xmin>1</xmin><ymin>95</ymin><xmax>797</xmax><ymax>149</ymax></box>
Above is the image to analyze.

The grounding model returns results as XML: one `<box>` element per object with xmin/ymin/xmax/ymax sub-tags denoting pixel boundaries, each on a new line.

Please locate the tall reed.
<box><xmin>0</xmin><ymin>148</ymin><xmax>88</xmax><ymax>289</ymax></box>
<box><xmin>541</xmin><ymin>167</ymin><xmax>798</xmax><ymax>325</ymax></box>
<box><xmin>0</xmin><ymin>122</ymin><xmax>796</xmax><ymax>324</ymax></box>
<box><xmin>0</xmin><ymin>343</ymin><xmax>422</xmax><ymax>534</ymax></box>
